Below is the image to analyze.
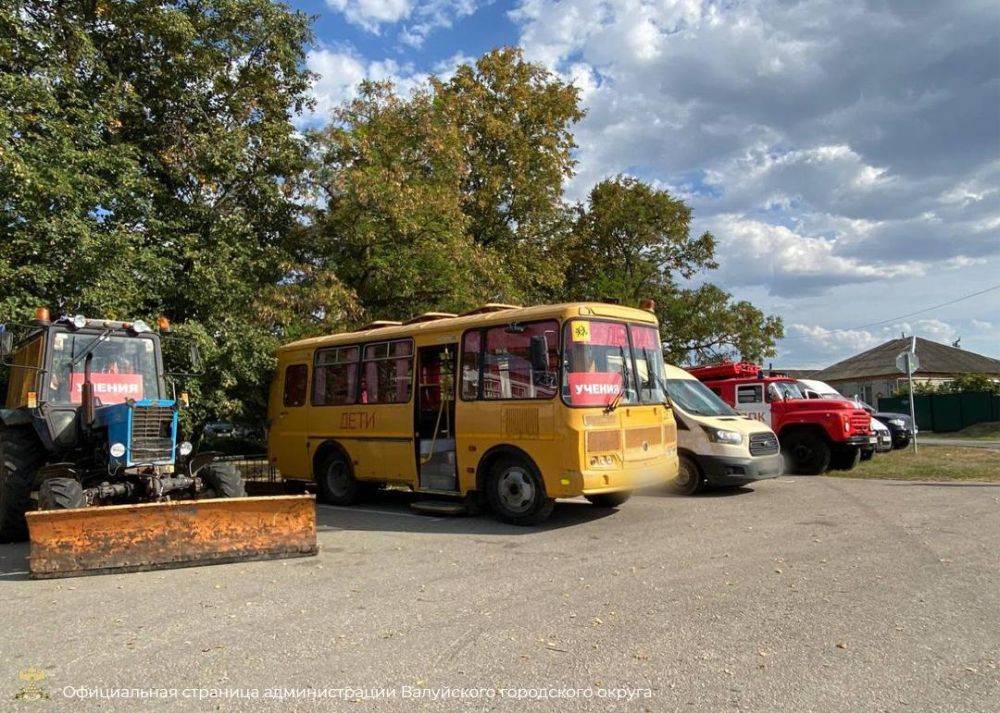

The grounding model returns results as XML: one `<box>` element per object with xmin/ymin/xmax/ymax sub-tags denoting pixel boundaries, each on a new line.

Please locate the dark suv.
<box><xmin>861</xmin><ymin>403</ymin><xmax>914</xmax><ymax>449</ymax></box>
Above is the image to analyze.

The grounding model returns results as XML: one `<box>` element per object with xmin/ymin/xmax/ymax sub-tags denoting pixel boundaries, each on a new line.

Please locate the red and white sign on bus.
<box><xmin>567</xmin><ymin>372</ymin><xmax>623</xmax><ymax>406</ymax></box>
<box><xmin>69</xmin><ymin>373</ymin><xmax>144</xmax><ymax>405</ymax></box>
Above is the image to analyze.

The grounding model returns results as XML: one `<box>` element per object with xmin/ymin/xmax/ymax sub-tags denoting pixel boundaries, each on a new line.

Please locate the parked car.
<box><xmin>662</xmin><ymin>364</ymin><xmax>783</xmax><ymax>494</ymax></box>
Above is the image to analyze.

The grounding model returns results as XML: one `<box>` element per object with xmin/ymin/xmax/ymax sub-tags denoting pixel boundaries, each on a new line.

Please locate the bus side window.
<box><xmin>460</xmin><ymin>330</ymin><xmax>481</xmax><ymax>400</ymax></box>
<box><xmin>283</xmin><ymin>364</ymin><xmax>309</xmax><ymax>407</ymax></box>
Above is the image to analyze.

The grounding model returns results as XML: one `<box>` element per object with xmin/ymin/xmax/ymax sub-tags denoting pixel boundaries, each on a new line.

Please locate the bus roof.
<box><xmin>277</xmin><ymin>302</ymin><xmax>659</xmax><ymax>354</ymax></box>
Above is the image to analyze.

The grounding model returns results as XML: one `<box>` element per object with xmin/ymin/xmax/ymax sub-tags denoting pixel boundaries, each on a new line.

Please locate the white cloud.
<box><xmin>511</xmin><ymin>0</ymin><xmax>1000</xmax><ymax>296</ymax></box>
<box><xmin>783</xmin><ymin>318</ymin><xmax>962</xmax><ymax>367</ymax></box>
<box><xmin>326</xmin><ymin>0</ymin><xmax>412</xmax><ymax>32</ymax></box>
<box><xmin>326</xmin><ymin>0</ymin><xmax>477</xmax><ymax>47</ymax></box>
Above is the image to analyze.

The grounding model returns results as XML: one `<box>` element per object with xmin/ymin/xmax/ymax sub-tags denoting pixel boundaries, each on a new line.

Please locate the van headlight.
<box><xmin>701</xmin><ymin>426</ymin><xmax>743</xmax><ymax>445</ymax></box>
<box><xmin>178</xmin><ymin>441</ymin><xmax>193</xmax><ymax>457</ymax></box>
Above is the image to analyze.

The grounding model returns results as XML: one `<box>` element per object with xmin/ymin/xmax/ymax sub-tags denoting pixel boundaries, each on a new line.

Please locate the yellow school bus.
<box><xmin>267</xmin><ymin>303</ymin><xmax>678</xmax><ymax>524</ymax></box>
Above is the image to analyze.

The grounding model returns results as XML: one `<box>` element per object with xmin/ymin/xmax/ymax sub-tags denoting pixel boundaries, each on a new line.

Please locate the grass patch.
<box><xmin>827</xmin><ymin>444</ymin><xmax>1000</xmax><ymax>482</ymax></box>
<box><xmin>929</xmin><ymin>421</ymin><xmax>1000</xmax><ymax>440</ymax></box>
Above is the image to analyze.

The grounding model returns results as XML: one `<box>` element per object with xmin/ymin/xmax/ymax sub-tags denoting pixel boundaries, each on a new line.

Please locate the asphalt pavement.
<box><xmin>1</xmin><ymin>477</ymin><xmax>998</xmax><ymax>711</ymax></box>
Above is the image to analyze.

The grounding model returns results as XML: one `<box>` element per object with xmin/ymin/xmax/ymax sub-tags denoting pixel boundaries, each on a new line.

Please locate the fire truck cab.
<box><xmin>688</xmin><ymin>362</ymin><xmax>875</xmax><ymax>475</ymax></box>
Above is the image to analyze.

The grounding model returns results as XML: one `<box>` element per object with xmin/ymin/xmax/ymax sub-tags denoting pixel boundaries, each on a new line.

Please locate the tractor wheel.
<box><xmin>199</xmin><ymin>462</ymin><xmax>246</xmax><ymax>498</ymax></box>
<box><xmin>584</xmin><ymin>491</ymin><xmax>632</xmax><ymax>508</ymax></box>
<box><xmin>0</xmin><ymin>426</ymin><xmax>46</xmax><ymax>542</ymax></box>
<box><xmin>38</xmin><ymin>478</ymin><xmax>86</xmax><ymax>510</ymax></box>
<box><xmin>782</xmin><ymin>431</ymin><xmax>831</xmax><ymax>475</ymax></box>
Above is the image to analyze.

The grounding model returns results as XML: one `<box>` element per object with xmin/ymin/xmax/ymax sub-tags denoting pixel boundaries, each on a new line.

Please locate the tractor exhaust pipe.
<box><xmin>81</xmin><ymin>352</ymin><xmax>95</xmax><ymax>428</ymax></box>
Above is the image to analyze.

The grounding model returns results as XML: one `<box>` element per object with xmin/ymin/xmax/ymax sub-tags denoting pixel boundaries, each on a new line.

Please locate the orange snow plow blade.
<box><xmin>25</xmin><ymin>495</ymin><xmax>317</xmax><ymax>579</ymax></box>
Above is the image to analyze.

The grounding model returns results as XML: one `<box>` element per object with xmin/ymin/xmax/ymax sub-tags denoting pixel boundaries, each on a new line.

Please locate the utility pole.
<box><xmin>907</xmin><ymin>336</ymin><xmax>918</xmax><ymax>454</ymax></box>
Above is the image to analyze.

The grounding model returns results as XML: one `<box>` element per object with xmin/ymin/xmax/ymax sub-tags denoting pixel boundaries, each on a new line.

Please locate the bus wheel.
<box><xmin>671</xmin><ymin>455</ymin><xmax>703</xmax><ymax>495</ymax></box>
<box><xmin>783</xmin><ymin>432</ymin><xmax>831</xmax><ymax>475</ymax></box>
<box><xmin>584</xmin><ymin>491</ymin><xmax>632</xmax><ymax>508</ymax></box>
<box><xmin>487</xmin><ymin>457</ymin><xmax>554</xmax><ymax>526</ymax></box>
<box><xmin>317</xmin><ymin>452</ymin><xmax>359</xmax><ymax>505</ymax></box>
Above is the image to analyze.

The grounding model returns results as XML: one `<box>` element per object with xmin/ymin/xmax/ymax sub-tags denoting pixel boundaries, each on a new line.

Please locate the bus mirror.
<box><xmin>0</xmin><ymin>328</ymin><xmax>12</xmax><ymax>357</ymax></box>
<box><xmin>530</xmin><ymin>334</ymin><xmax>549</xmax><ymax>372</ymax></box>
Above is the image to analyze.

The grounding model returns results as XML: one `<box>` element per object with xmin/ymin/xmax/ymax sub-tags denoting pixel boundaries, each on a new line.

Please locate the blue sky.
<box><xmin>289</xmin><ymin>0</ymin><xmax>1000</xmax><ymax>368</ymax></box>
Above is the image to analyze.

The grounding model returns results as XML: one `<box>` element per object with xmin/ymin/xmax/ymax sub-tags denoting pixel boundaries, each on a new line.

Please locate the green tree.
<box><xmin>565</xmin><ymin>176</ymin><xmax>783</xmax><ymax>364</ymax></box>
<box><xmin>307</xmin><ymin>81</ymin><xmax>494</xmax><ymax>321</ymax></box>
<box><xmin>434</xmin><ymin>47</ymin><xmax>584</xmax><ymax>302</ymax></box>
<box><xmin>1</xmin><ymin>0</ymin><xmax>347</xmax><ymax>424</ymax></box>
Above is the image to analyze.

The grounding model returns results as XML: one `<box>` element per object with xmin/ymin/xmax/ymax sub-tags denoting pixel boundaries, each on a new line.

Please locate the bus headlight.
<box><xmin>702</xmin><ymin>426</ymin><xmax>743</xmax><ymax>445</ymax></box>
<box><xmin>178</xmin><ymin>441</ymin><xmax>193</xmax><ymax>457</ymax></box>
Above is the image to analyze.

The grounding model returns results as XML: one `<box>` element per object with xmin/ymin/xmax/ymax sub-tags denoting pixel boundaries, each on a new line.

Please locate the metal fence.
<box><xmin>878</xmin><ymin>391</ymin><xmax>1000</xmax><ymax>432</ymax></box>
<box><xmin>216</xmin><ymin>454</ymin><xmax>280</xmax><ymax>483</ymax></box>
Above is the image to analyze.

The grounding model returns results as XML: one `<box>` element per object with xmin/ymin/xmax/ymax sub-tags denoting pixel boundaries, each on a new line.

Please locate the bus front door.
<box><xmin>416</xmin><ymin>345</ymin><xmax>458</xmax><ymax>491</ymax></box>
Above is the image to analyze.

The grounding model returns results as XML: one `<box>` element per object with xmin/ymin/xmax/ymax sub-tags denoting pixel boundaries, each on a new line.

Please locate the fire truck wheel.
<box><xmin>671</xmin><ymin>455</ymin><xmax>703</xmax><ymax>495</ymax></box>
<box><xmin>0</xmin><ymin>426</ymin><xmax>45</xmax><ymax>542</ymax></box>
<box><xmin>487</xmin><ymin>456</ymin><xmax>554</xmax><ymax>525</ymax></box>
<box><xmin>831</xmin><ymin>447</ymin><xmax>862</xmax><ymax>471</ymax></box>
<box><xmin>584</xmin><ymin>491</ymin><xmax>632</xmax><ymax>508</ymax></box>
<box><xmin>200</xmin><ymin>462</ymin><xmax>246</xmax><ymax>498</ymax></box>
<box><xmin>38</xmin><ymin>478</ymin><xmax>86</xmax><ymax>510</ymax></box>
<box><xmin>317</xmin><ymin>452</ymin><xmax>360</xmax><ymax>505</ymax></box>
<box><xmin>860</xmin><ymin>448</ymin><xmax>875</xmax><ymax>462</ymax></box>
<box><xmin>783</xmin><ymin>432</ymin><xmax>831</xmax><ymax>475</ymax></box>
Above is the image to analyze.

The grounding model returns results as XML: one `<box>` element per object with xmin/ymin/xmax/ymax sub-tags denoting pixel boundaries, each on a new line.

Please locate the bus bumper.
<box><xmin>565</xmin><ymin>454</ymin><xmax>678</xmax><ymax>497</ymax></box>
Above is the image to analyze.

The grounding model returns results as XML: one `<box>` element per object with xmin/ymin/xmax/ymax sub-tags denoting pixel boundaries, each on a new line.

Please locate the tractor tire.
<box><xmin>38</xmin><ymin>478</ymin><xmax>86</xmax><ymax>510</ymax></box>
<box><xmin>199</xmin><ymin>462</ymin><xmax>246</xmax><ymax>498</ymax></box>
<box><xmin>0</xmin><ymin>426</ymin><xmax>46</xmax><ymax>542</ymax></box>
<box><xmin>831</xmin><ymin>447</ymin><xmax>862</xmax><ymax>471</ymax></box>
<box><xmin>584</xmin><ymin>491</ymin><xmax>632</xmax><ymax>508</ymax></box>
<box><xmin>782</xmin><ymin>431</ymin><xmax>831</xmax><ymax>475</ymax></box>
<box><xmin>486</xmin><ymin>456</ymin><xmax>554</xmax><ymax>525</ymax></box>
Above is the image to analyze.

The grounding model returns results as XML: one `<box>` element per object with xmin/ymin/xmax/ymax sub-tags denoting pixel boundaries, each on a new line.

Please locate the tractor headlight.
<box><xmin>702</xmin><ymin>426</ymin><xmax>743</xmax><ymax>445</ymax></box>
<box><xmin>109</xmin><ymin>442</ymin><xmax>126</xmax><ymax>458</ymax></box>
<box><xmin>130</xmin><ymin>319</ymin><xmax>151</xmax><ymax>334</ymax></box>
<box><xmin>70</xmin><ymin>314</ymin><xmax>87</xmax><ymax>330</ymax></box>
<box><xmin>178</xmin><ymin>441</ymin><xmax>193</xmax><ymax>457</ymax></box>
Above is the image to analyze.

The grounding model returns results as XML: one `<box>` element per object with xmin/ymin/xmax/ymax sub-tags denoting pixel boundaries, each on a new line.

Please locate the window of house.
<box><xmin>283</xmin><ymin>364</ymin><xmax>309</xmax><ymax>407</ymax></box>
<box><xmin>312</xmin><ymin>346</ymin><xmax>359</xmax><ymax>406</ymax></box>
<box><xmin>360</xmin><ymin>340</ymin><xmax>413</xmax><ymax>404</ymax></box>
<box><xmin>464</xmin><ymin>321</ymin><xmax>559</xmax><ymax>401</ymax></box>
<box><xmin>737</xmin><ymin>384</ymin><xmax>763</xmax><ymax>404</ymax></box>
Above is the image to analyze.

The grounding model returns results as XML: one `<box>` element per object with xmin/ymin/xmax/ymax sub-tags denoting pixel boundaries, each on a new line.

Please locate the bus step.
<box><xmin>410</xmin><ymin>500</ymin><xmax>469</xmax><ymax>516</ymax></box>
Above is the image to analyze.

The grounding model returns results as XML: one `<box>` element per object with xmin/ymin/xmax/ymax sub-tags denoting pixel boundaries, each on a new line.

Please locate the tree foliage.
<box><xmin>2</xmin><ymin>7</ymin><xmax>784</xmax><ymax>425</ymax></box>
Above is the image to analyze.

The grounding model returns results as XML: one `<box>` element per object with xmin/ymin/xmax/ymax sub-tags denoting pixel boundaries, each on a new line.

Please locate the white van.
<box><xmin>663</xmin><ymin>364</ymin><xmax>783</xmax><ymax>494</ymax></box>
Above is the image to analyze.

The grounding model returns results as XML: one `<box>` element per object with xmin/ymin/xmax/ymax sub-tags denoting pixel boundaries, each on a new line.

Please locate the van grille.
<box><xmin>131</xmin><ymin>406</ymin><xmax>175</xmax><ymax>462</ymax></box>
<box><xmin>749</xmin><ymin>432</ymin><xmax>779</xmax><ymax>456</ymax></box>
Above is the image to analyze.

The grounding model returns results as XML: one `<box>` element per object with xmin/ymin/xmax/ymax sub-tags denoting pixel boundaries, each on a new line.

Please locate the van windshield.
<box><xmin>664</xmin><ymin>378</ymin><xmax>738</xmax><ymax>417</ymax></box>
<box><xmin>46</xmin><ymin>331</ymin><xmax>161</xmax><ymax>405</ymax></box>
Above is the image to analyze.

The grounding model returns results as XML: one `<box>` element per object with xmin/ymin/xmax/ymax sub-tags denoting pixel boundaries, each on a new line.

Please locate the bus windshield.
<box><xmin>664</xmin><ymin>378</ymin><xmax>738</xmax><ymax>417</ymax></box>
<box><xmin>562</xmin><ymin>320</ymin><xmax>667</xmax><ymax>407</ymax></box>
<box><xmin>46</xmin><ymin>331</ymin><xmax>161</xmax><ymax>405</ymax></box>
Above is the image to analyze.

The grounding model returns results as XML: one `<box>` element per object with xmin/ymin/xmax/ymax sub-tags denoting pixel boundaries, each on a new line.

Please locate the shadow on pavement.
<box><xmin>881</xmin><ymin>480</ymin><xmax>1000</xmax><ymax>488</ymax></box>
<box><xmin>0</xmin><ymin>542</ymin><xmax>30</xmax><ymax>580</ymax></box>
<box><xmin>315</xmin><ymin>489</ymin><xmax>618</xmax><ymax>535</ymax></box>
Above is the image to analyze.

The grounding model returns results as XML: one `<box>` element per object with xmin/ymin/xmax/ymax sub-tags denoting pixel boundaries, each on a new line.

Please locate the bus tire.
<box><xmin>38</xmin><ymin>478</ymin><xmax>86</xmax><ymax>510</ymax></box>
<box><xmin>584</xmin><ymin>491</ymin><xmax>632</xmax><ymax>508</ymax></box>
<box><xmin>486</xmin><ymin>456</ymin><xmax>554</xmax><ymax>526</ymax></box>
<box><xmin>782</xmin><ymin>431</ymin><xmax>831</xmax><ymax>475</ymax></box>
<box><xmin>317</xmin><ymin>452</ymin><xmax>360</xmax><ymax>506</ymax></box>
<box><xmin>671</xmin><ymin>455</ymin><xmax>703</xmax><ymax>495</ymax></box>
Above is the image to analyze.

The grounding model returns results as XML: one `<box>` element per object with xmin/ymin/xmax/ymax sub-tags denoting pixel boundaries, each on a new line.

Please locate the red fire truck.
<box><xmin>687</xmin><ymin>362</ymin><xmax>875</xmax><ymax>474</ymax></box>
